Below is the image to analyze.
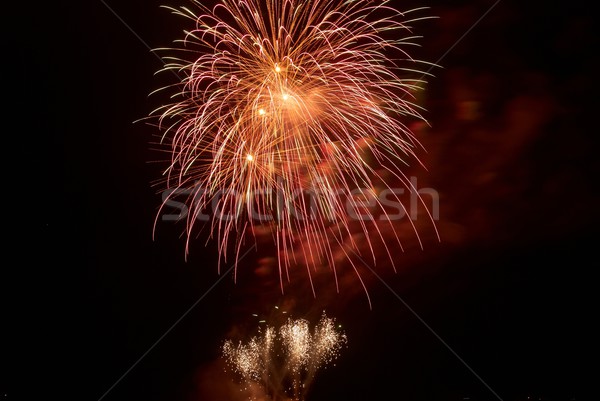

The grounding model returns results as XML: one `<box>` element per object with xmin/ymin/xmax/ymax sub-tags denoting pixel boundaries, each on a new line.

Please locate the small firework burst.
<box><xmin>222</xmin><ymin>312</ymin><xmax>347</xmax><ymax>400</ymax></box>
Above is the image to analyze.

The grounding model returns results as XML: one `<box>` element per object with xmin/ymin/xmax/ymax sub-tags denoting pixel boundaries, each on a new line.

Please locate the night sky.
<box><xmin>6</xmin><ymin>0</ymin><xmax>597</xmax><ymax>400</ymax></box>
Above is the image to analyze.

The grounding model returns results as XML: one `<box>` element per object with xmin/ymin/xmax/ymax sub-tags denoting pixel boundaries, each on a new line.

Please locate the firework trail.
<box><xmin>222</xmin><ymin>312</ymin><xmax>346</xmax><ymax>401</ymax></box>
<box><xmin>150</xmin><ymin>0</ymin><xmax>438</xmax><ymax>298</ymax></box>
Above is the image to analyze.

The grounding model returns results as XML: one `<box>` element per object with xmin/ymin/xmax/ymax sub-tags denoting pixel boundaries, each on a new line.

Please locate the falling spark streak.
<box><xmin>150</xmin><ymin>0</ymin><xmax>438</xmax><ymax>301</ymax></box>
<box><xmin>222</xmin><ymin>312</ymin><xmax>347</xmax><ymax>401</ymax></box>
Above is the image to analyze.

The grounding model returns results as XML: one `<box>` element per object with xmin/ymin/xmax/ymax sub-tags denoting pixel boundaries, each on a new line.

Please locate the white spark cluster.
<box><xmin>222</xmin><ymin>312</ymin><xmax>347</xmax><ymax>400</ymax></box>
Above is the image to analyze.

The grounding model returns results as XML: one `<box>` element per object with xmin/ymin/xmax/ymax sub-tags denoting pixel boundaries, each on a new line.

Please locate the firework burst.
<box><xmin>222</xmin><ymin>312</ymin><xmax>347</xmax><ymax>401</ymax></box>
<box><xmin>150</xmin><ymin>0</ymin><xmax>437</xmax><ymax>298</ymax></box>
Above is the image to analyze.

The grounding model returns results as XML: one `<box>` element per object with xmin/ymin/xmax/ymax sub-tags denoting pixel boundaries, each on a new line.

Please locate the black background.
<box><xmin>5</xmin><ymin>0</ymin><xmax>597</xmax><ymax>400</ymax></box>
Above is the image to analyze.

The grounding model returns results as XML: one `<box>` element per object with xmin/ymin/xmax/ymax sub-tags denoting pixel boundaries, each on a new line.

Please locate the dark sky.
<box><xmin>5</xmin><ymin>0</ymin><xmax>597</xmax><ymax>400</ymax></box>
